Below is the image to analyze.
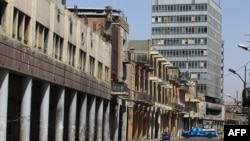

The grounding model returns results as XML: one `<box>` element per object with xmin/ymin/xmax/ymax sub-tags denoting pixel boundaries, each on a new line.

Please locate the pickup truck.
<box><xmin>182</xmin><ymin>127</ymin><xmax>217</xmax><ymax>138</ymax></box>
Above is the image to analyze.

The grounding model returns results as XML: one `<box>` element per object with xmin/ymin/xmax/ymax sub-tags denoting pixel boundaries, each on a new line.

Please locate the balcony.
<box><xmin>144</xmin><ymin>59</ymin><xmax>155</xmax><ymax>71</ymax></box>
<box><xmin>111</xmin><ymin>81</ymin><xmax>129</xmax><ymax>96</ymax></box>
<box><xmin>167</xmin><ymin>67</ymin><xmax>180</xmax><ymax>83</ymax></box>
<box><xmin>184</xmin><ymin>111</ymin><xmax>199</xmax><ymax>118</ymax></box>
<box><xmin>172</xmin><ymin>103</ymin><xmax>186</xmax><ymax>113</ymax></box>
<box><xmin>134</xmin><ymin>92</ymin><xmax>154</xmax><ymax>105</ymax></box>
<box><xmin>123</xmin><ymin>51</ymin><xmax>131</xmax><ymax>63</ymax></box>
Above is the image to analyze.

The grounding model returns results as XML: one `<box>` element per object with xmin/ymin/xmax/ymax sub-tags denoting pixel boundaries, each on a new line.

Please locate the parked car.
<box><xmin>182</xmin><ymin>127</ymin><xmax>217</xmax><ymax>138</ymax></box>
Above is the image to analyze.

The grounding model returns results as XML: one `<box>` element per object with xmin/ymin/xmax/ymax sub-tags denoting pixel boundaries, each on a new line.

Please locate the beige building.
<box><xmin>0</xmin><ymin>0</ymin><xmax>118</xmax><ymax>141</ymax></box>
<box><xmin>0</xmin><ymin>0</ymin><xmax>224</xmax><ymax>141</ymax></box>
<box><xmin>127</xmin><ymin>40</ymin><xmax>188</xmax><ymax>140</ymax></box>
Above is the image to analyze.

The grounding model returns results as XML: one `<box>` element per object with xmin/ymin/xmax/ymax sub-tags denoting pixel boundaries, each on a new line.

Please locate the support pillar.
<box><xmin>133</xmin><ymin>105</ymin><xmax>139</xmax><ymax>140</ymax></box>
<box><xmin>0</xmin><ymin>70</ymin><xmax>9</xmax><ymax>141</ymax></box>
<box><xmin>79</xmin><ymin>94</ymin><xmax>87</xmax><ymax>141</ymax></box>
<box><xmin>20</xmin><ymin>77</ymin><xmax>32</xmax><ymax>141</ymax></box>
<box><xmin>121</xmin><ymin>104</ymin><xmax>127</xmax><ymax>141</ymax></box>
<box><xmin>148</xmin><ymin>111</ymin><xmax>152</xmax><ymax>140</ymax></box>
<box><xmin>88</xmin><ymin>97</ymin><xmax>96</xmax><ymax>141</ymax></box>
<box><xmin>157</xmin><ymin>112</ymin><xmax>161</xmax><ymax>140</ymax></box>
<box><xmin>168</xmin><ymin>112</ymin><xmax>172</xmax><ymax>134</ymax></box>
<box><xmin>152</xmin><ymin>112</ymin><xmax>156</xmax><ymax>139</ymax></box>
<box><xmin>55</xmin><ymin>87</ymin><xmax>65</xmax><ymax>141</ymax></box>
<box><xmin>113</xmin><ymin>102</ymin><xmax>120</xmax><ymax>141</ymax></box>
<box><xmin>174</xmin><ymin>114</ymin><xmax>178</xmax><ymax>136</ymax></box>
<box><xmin>127</xmin><ymin>103</ymin><xmax>134</xmax><ymax>141</ymax></box>
<box><xmin>68</xmin><ymin>91</ymin><xmax>77</xmax><ymax>141</ymax></box>
<box><xmin>97</xmin><ymin>99</ymin><xmax>104</xmax><ymax>141</ymax></box>
<box><xmin>138</xmin><ymin>106</ymin><xmax>143</xmax><ymax>140</ymax></box>
<box><xmin>103</xmin><ymin>101</ymin><xmax>110</xmax><ymax>141</ymax></box>
<box><xmin>39</xmin><ymin>82</ymin><xmax>50</xmax><ymax>141</ymax></box>
<box><xmin>143</xmin><ymin>108</ymin><xmax>148</xmax><ymax>139</ymax></box>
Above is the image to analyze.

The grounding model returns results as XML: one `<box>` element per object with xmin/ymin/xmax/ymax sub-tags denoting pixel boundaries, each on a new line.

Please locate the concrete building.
<box><xmin>0</xmin><ymin>0</ymin><xmax>225</xmax><ymax>141</ymax></box>
<box><xmin>224</xmin><ymin>102</ymin><xmax>248</xmax><ymax>125</ymax></box>
<box><xmin>151</xmin><ymin>0</ymin><xmax>224</xmax><ymax>127</ymax></box>
<box><xmin>67</xmin><ymin>5</ymin><xmax>130</xmax><ymax>141</ymax></box>
<box><xmin>128</xmin><ymin>40</ymin><xmax>188</xmax><ymax>140</ymax></box>
<box><xmin>0</xmin><ymin>0</ymin><xmax>124</xmax><ymax>141</ymax></box>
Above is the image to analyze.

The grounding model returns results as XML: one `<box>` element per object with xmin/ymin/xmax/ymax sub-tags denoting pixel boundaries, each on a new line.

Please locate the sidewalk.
<box><xmin>170</xmin><ymin>136</ymin><xmax>183</xmax><ymax>141</ymax></box>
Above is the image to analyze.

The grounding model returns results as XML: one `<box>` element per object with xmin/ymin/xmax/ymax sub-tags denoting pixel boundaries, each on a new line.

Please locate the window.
<box><xmin>12</xmin><ymin>8</ymin><xmax>30</xmax><ymax>44</ymax></box>
<box><xmin>53</xmin><ymin>34</ymin><xmax>63</xmax><ymax>60</ymax></box>
<box><xmin>35</xmin><ymin>22</ymin><xmax>49</xmax><ymax>53</ymax></box>
<box><xmin>98</xmin><ymin>62</ymin><xmax>103</xmax><ymax>79</ymax></box>
<box><xmin>79</xmin><ymin>50</ymin><xmax>86</xmax><ymax>70</ymax></box>
<box><xmin>0</xmin><ymin>1</ymin><xmax>6</xmax><ymax>26</ymax></box>
<box><xmin>69</xmin><ymin>20</ymin><xmax>73</xmax><ymax>34</ymax></box>
<box><xmin>105</xmin><ymin>66</ymin><xmax>109</xmax><ymax>82</ymax></box>
<box><xmin>68</xmin><ymin>43</ymin><xmax>76</xmax><ymax>67</ymax></box>
<box><xmin>89</xmin><ymin>56</ymin><xmax>95</xmax><ymax>76</ymax></box>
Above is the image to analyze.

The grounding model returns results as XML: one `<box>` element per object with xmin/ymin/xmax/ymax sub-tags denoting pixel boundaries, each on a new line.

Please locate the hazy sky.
<box><xmin>66</xmin><ymin>0</ymin><xmax>250</xmax><ymax>103</ymax></box>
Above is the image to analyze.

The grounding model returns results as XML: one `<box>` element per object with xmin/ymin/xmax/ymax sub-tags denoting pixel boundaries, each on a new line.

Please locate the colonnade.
<box><xmin>0</xmin><ymin>69</ymin><xmax>127</xmax><ymax>141</ymax></box>
<box><xmin>127</xmin><ymin>104</ymin><xmax>179</xmax><ymax>141</ymax></box>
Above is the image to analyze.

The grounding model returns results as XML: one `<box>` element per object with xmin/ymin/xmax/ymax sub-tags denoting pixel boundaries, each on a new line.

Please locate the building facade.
<box><xmin>127</xmin><ymin>40</ymin><xmax>188</xmax><ymax>140</ymax></box>
<box><xmin>0</xmin><ymin>0</ymin><xmax>118</xmax><ymax>141</ymax></box>
<box><xmin>151</xmin><ymin>0</ymin><xmax>224</xmax><ymax>126</ymax></box>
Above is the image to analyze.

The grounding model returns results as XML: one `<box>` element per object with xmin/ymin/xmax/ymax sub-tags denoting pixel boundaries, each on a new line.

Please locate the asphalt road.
<box><xmin>170</xmin><ymin>136</ymin><xmax>223</xmax><ymax>141</ymax></box>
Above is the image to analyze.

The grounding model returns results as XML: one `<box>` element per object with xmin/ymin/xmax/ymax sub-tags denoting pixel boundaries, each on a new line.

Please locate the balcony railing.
<box><xmin>134</xmin><ymin>92</ymin><xmax>154</xmax><ymax>105</ymax></box>
<box><xmin>172</xmin><ymin>103</ymin><xmax>186</xmax><ymax>112</ymax></box>
<box><xmin>123</xmin><ymin>51</ymin><xmax>131</xmax><ymax>63</ymax></box>
<box><xmin>167</xmin><ymin>74</ymin><xmax>179</xmax><ymax>79</ymax></box>
<box><xmin>111</xmin><ymin>81</ymin><xmax>129</xmax><ymax>96</ymax></box>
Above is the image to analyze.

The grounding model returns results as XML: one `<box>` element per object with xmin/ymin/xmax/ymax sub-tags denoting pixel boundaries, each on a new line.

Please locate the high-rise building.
<box><xmin>151</xmin><ymin>0</ymin><xmax>224</xmax><ymax>125</ymax></box>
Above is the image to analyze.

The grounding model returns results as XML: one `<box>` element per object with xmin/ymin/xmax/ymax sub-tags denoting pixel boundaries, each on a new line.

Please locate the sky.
<box><xmin>66</xmin><ymin>0</ymin><xmax>250</xmax><ymax>103</ymax></box>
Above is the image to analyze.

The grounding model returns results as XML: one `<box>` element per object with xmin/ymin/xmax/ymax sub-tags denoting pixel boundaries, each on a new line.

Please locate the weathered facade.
<box><xmin>127</xmin><ymin>40</ymin><xmax>188</xmax><ymax>140</ymax></box>
<box><xmin>0</xmin><ymin>0</ymin><xmax>225</xmax><ymax>141</ymax></box>
<box><xmin>0</xmin><ymin>0</ymin><xmax>115</xmax><ymax>141</ymax></box>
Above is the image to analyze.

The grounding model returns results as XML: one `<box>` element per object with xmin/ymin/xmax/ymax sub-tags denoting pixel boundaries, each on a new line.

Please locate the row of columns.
<box><xmin>127</xmin><ymin>104</ymin><xmax>179</xmax><ymax>141</ymax></box>
<box><xmin>0</xmin><ymin>69</ymin><xmax>127</xmax><ymax>141</ymax></box>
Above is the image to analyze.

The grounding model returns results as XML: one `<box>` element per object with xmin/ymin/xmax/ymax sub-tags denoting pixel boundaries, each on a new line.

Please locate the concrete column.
<box><xmin>113</xmin><ymin>102</ymin><xmax>120</xmax><ymax>141</ymax></box>
<box><xmin>88</xmin><ymin>97</ymin><xmax>96</xmax><ymax>141</ymax></box>
<box><xmin>143</xmin><ymin>108</ymin><xmax>148</xmax><ymax>139</ymax></box>
<box><xmin>174</xmin><ymin>114</ymin><xmax>178</xmax><ymax>136</ymax></box>
<box><xmin>121</xmin><ymin>104</ymin><xmax>127</xmax><ymax>141</ymax></box>
<box><xmin>157</xmin><ymin>112</ymin><xmax>161</xmax><ymax>140</ymax></box>
<box><xmin>39</xmin><ymin>82</ymin><xmax>50</xmax><ymax>141</ymax></box>
<box><xmin>0</xmin><ymin>70</ymin><xmax>9</xmax><ymax>141</ymax></box>
<box><xmin>79</xmin><ymin>95</ymin><xmax>87</xmax><ymax>141</ymax></box>
<box><xmin>97</xmin><ymin>99</ymin><xmax>104</xmax><ymax>141</ymax></box>
<box><xmin>138</xmin><ymin>106</ymin><xmax>143</xmax><ymax>140</ymax></box>
<box><xmin>168</xmin><ymin>112</ymin><xmax>171</xmax><ymax>134</ymax></box>
<box><xmin>103</xmin><ymin>101</ymin><xmax>110</xmax><ymax>141</ymax></box>
<box><xmin>152</xmin><ymin>112</ymin><xmax>156</xmax><ymax>139</ymax></box>
<box><xmin>133</xmin><ymin>105</ymin><xmax>139</xmax><ymax>140</ymax></box>
<box><xmin>55</xmin><ymin>87</ymin><xmax>65</xmax><ymax>141</ymax></box>
<box><xmin>148</xmin><ymin>112</ymin><xmax>152</xmax><ymax>140</ymax></box>
<box><xmin>127</xmin><ymin>104</ymin><xmax>134</xmax><ymax>141</ymax></box>
<box><xmin>20</xmin><ymin>77</ymin><xmax>32</xmax><ymax>141</ymax></box>
<box><xmin>68</xmin><ymin>91</ymin><xmax>77</xmax><ymax>141</ymax></box>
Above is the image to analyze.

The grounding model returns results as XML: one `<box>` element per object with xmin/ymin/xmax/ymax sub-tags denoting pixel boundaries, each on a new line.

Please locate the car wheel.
<box><xmin>207</xmin><ymin>134</ymin><xmax>212</xmax><ymax>139</ymax></box>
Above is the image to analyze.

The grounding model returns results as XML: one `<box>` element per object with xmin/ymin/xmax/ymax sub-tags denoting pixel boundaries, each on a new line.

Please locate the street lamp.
<box><xmin>225</xmin><ymin>94</ymin><xmax>238</xmax><ymax>105</ymax></box>
<box><xmin>238</xmin><ymin>44</ymin><xmax>250</xmax><ymax>51</ymax></box>
<box><xmin>228</xmin><ymin>67</ymin><xmax>249</xmax><ymax>124</ymax></box>
<box><xmin>228</xmin><ymin>68</ymin><xmax>246</xmax><ymax>86</ymax></box>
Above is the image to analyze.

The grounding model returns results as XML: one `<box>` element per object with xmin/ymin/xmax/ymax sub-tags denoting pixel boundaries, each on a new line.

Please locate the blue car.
<box><xmin>182</xmin><ymin>127</ymin><xmax>217</xmax><ymax>138</ymax></box>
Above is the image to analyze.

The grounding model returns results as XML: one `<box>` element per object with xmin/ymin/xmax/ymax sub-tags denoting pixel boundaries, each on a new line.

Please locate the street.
<box><xmin>170</xmin><ymin>136</ymin><xmax>223</xmax><ymax>141</ymax></box>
